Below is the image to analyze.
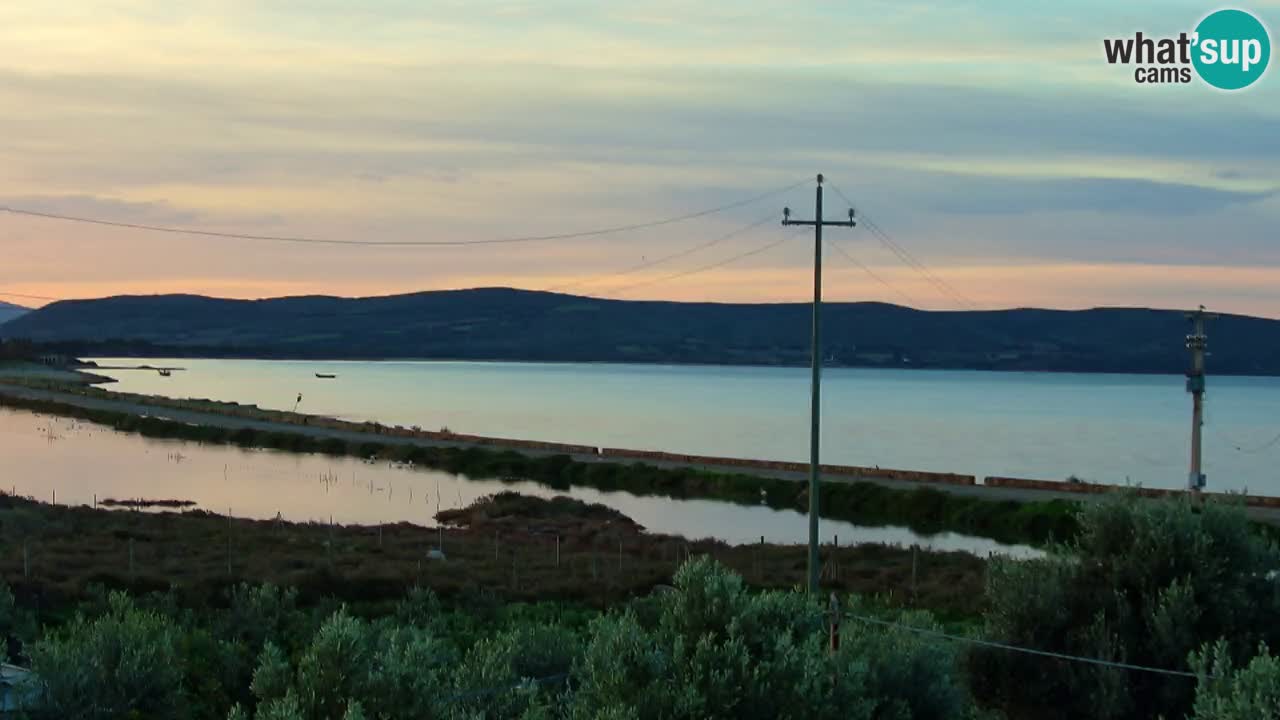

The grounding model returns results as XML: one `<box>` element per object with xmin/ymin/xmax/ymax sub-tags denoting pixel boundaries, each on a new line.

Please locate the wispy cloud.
<box><xmin>0</xmin><ymin>0</ymin><xmax>1277</xmax><ymax>314</ymax></box>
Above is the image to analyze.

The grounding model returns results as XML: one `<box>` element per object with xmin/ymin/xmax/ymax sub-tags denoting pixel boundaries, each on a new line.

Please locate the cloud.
<box><xmin>925</xmin><ymin>177</ymin><xmax>1274</xmax><ymax>216</ymax></box>
<box><xmin>0</xmin><ymin>0</ymin><xmax>1278</xmax><ymax>315</ymax></box>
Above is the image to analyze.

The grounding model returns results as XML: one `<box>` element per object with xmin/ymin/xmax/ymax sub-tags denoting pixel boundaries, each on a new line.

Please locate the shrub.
<box><xmin>31</xmin><ymin>591</ymin><xmax>185</xmax><ymax>719</ymax></box>
<box><xmin>572</xmin><ymin>556</ymin><xmax>971</xmax><ymax>720</ymax></box>
<box><xmin>972</xmin><ymin>493</ymin><xmax>1280</xmax><ymax>719</ymax></box>
<box><xmin>240</xmin><ymin>608</ymin><xmax>454</xmax><ymax>720</ymax></box>
<box><xmin>1190</xmin><ymin>640</ymin><xmax>1280</xmax><ymax>719</ymax></box>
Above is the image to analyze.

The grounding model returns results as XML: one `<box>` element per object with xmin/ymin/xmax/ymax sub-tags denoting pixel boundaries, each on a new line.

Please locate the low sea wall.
<box><xmin>599</xmin><ymin>447</ymin><xmax>977</xmax><ymax>487</ymax></box>
<box><xmin>983</xmin><ymin>475</ymin><xmax>1280</xmax><ymax>508</ymax></box>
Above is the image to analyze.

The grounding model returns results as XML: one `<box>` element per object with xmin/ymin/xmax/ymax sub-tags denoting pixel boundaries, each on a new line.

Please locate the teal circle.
<box><xmin>1192</xmin><ymin>9</ymin><xmax>1271</xmax><ymax>90</ymax></box>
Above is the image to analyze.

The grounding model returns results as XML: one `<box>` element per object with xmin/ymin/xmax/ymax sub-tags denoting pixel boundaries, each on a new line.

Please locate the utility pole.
<box><xmin>1185</xmin><ymin>305</ymin><xmax>1217</xmax><ymax>491</ymax></box>
<box><xmin>783</xmin><ymin>173</ymin><xmax>855</xmax><ymax>594</ymax></box>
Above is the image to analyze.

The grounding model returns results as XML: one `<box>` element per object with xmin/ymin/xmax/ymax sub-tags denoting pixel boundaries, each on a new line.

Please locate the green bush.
<box><xmin>31</xmin><ymin>591</ymin><xmax>185</xmax><ymax>719</ymax></box>
<box><xmin>971</xmin><ymin>493</ymin><xmax>1280</xmax><ymax>720</ymax></box>
<box><xmin>239</xmin><ymin>608</ymin><xmax>455</xmax><ymax>720</ymax></box>
<box><xmin>1190</xmin><ymin>640</ymin><xmax>1280</xmax><ymax>719</ymax></box>
<box><xmin>571</xmin><ymin>557</ymin><xmax>972</xmax><ymax>720</ymax></box>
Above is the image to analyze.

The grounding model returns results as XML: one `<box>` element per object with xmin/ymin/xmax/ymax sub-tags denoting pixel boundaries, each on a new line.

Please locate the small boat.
<box><xmin>157</xmin><ymin>369</ymin><xmax>171</xmax><ymax>377</ymax></box>
<box><xmin>315</xmin><ymin>373</ymin><xmax>337</xmax><ymax>379</ymax></box>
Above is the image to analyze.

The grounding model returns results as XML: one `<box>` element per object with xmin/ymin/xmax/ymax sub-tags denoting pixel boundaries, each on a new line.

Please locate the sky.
<box><xmin>2</xmin><ymin>1</ymin><xmax>1279</xmax><ymax>315</ymax></box>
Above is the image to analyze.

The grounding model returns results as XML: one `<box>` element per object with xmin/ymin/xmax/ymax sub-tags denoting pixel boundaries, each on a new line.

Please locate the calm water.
<box><xmin>90</xmin><ymin>358</ymin><xmax>1280</xmax><ymax>495</ymax></box>
<box><xmin>0</xmin><ymin>408</ymin><xmax>1032</xmax><ymax>556</ymax></box>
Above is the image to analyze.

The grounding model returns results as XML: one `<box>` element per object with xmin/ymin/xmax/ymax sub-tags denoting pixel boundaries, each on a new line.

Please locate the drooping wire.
<box><xmin>1</xmin><ymin>218</ymin><xmax>789</xmax><ymax>306</ymax></box>
<box><xmin>826</xmin><ymin>183</ymin><xmax>979</xmax><ymax>309</ymax></box>
<box><xmin>441</xmin><ymin>673</ymin><xmax>570</xmax><ymax>706</ymax></box>
<box><xmin>439</xmin><ymin>610</ymin><xmax>1211</xmax><ymax>711</ymax></box>
<box><xmin>844</xmin><ymin>613</ymin><xmax>1211</xmax><ymax>680</ymax></box>
<box><xmin>824</xmin><ymin>239</ymin><xmax>920</xmax><ymax>308</ymax></box>
<box><xmin>1214</xmin><ymin>428</ymin><xmax>1280</xmax><ymax>454</ymax></box>
<box><xmin>0</xmin><ymin>179</ymin><xmax>808</xmax><ymax>248</ymax></box>
<box><xmin>0</xmin><ymin>291</ymin><xmax>61</xmax><ymax>302</ymax></box>
<box><xmin>600</xmin><ymin>227</ymin><xmax>804</xmax><ymax>296</ymax></box>
<box><xmin>543</xmin><ymin>213</ymin><xmax>778</xmax><ymax>295</ymax></box>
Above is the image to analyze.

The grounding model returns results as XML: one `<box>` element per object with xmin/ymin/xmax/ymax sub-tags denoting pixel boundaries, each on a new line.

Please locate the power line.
<box><xmin>824</xmin><ymin>239</ymin><xmax>920</xmax><ymax>308</ymax></box>
<box><xmin>0</xmin><ymin>179</ymin><xmax>807</xmax><ymax>248</ymax></box>
<box><xmin>826</xmin><ymin>183</ymin><xmax>978</xmax><ymax>309</ymax></box>
<box><xmin>601</xmin><ymin>228</ymin><xmax>803</xmax><ymax>296</ymax></box>
<box><xmin>442</xmin><ymin>673</ymin><xmax>570</xmax><ymax>706</ymax></box>
<box><xmin>543</xmin><ymin>213</ymin><xmax>778</xmax><ymax>294</ymax></box>
<box><xmin>1215</xmin><ymin>428</ymin><xmax>1280</xmax><ymax>454</ymax></box>
<box><xmin>845</xmin><ymin>613</ymin><xmax>1209</xmax><ymax>680</ymax></box>
<box><xmin>866</xmin><ymin>217</ymin><xmax>978</xmax><ymax>310</ymax></box>
<box><xmin>2</xmin><ymin>220</ymin><xmax>789</xmax><ymax>306</ymax></box>
<box><xmin>0</xmin><ymin>291</ymin><xmax>62</xmax><ymax>302</ymax></box>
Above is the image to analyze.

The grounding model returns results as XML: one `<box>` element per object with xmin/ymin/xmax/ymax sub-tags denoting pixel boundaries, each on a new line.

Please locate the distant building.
<box><xmin>37</xmin><ymin>354</ymin><xmax>68</xmax><ymax>367</ymax></box>
<box><xmin>0</xmin><ymin>664</ymin><xmax>40</xmax><ymax>714</ymax></box>
<box><xmin>853</xmin><ymin>352</ymin><xmax>896</xmax><ymax>364</ymax></box>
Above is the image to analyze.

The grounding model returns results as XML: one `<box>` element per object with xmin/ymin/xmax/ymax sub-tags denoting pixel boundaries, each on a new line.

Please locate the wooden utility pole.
<box><xmin>783</xmin><ymin>174</ymin><xmax>855</xmax><ymax>594</ymax></box>
<box><xmin>1185</xmin><ymin>306</ymin><xmax>1217</xmax><ymax>491</ymax></box>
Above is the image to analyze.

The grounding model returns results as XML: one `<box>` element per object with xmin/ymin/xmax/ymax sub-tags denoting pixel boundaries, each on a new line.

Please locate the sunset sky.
<box><xmin>2</xmin><ymin>1</ymin><xmax>1278</xmax><ymax>315</ymax></box>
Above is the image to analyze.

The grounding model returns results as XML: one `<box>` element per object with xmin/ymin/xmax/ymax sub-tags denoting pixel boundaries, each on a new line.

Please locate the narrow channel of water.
<box><xmin>0</xmin><ymin>408</ymin><xmax>1037</xmax><ymax>557</ymax></box>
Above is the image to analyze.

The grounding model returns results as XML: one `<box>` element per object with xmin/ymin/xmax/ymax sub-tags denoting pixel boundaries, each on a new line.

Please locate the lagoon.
<box><xmin>88</xmin><ymin>358</ymin><xmax>1280</xmax><ymax>495</ymax></box>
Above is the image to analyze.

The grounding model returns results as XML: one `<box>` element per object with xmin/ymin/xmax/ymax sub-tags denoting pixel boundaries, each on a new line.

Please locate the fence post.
<box><xmin>834</xmin><ymin>534</ymin><xmax>840</xmax><ymax>582</ymax></box>
<box><xmin>758</xmin><ymin>535</ymin><xmax>765</xmax><ymax>582</ymax></box>
<box><xmin>22</xmin><ymin>540</ymin><xmax>28</xmax><ymax>579</ymax></box>
<box><xmin>828</xmin><ymin>593</ymin><xmax>841</xmax><ymax>656</ymax></box>
<box><xmin>911</xmin><ymin>545</ymin><xmax>919</xmax><ymax>604</ymax></box>
<box><xmin>227</xmin><ymin>508</ymin><xmax>233</xmax><ymax>577</ymax></box>
<box><xmin>555</xmin><ymin>535</ymin><xmax>560</xmax><ymax>569</ymax></box>
<box><xmin>129</xmin><ymin>538</ymin><xmax>135</xmax><ymax>579</ymax></box>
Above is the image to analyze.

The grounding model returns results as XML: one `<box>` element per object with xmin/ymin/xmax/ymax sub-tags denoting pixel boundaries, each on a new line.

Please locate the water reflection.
<box><xmin>0</xmin><ymin>408</ymin><xmax>1038</xmax><ymax>558</ymax></box>
<box><xmin>89</xmin><ymin>357</ymin><xmax>1280</xmax><ymax>493</ymax></box>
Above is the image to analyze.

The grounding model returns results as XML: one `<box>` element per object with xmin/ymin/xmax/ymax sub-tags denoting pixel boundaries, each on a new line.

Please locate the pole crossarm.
<box><xmin>783</xmin><ymin>219</ymin><xmax>856</xmax><ymax>227</ymax></box>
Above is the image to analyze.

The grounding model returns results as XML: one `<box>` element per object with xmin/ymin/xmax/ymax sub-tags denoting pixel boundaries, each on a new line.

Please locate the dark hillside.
<box><xmin>3</xmin><ymin>288</ymin><xmax>1271</xmax><ymax>373</ymax></box>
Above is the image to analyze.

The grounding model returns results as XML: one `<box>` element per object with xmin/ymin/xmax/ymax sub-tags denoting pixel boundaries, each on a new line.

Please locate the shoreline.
<box><xmin>4</xmin><ymin>378</ymin><xmax>1278</xmax><ymax>545</ymax></box>
<box><xmin>79</xmin><ymin>352</ymin><xmax>1279</xmax><ymax>378</ymax></box>
<box><xmin>17</xmin><ymin>369</ymin><xmax>1280</xmax><ymax>510</ymax></box>
<box><xmin>0</xmin><ymin>379</ymin><xmax>1082</xmax><ymax>546</ymax></box>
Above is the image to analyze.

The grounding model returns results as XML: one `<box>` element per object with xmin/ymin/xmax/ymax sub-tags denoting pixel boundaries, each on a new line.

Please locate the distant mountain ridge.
<box><xmin>2</xmin><ymin>287</ymin><xmax>1276</xmax><ymax>374</ymax></box>
<box><xmin>0</xmin><ymin>301</ymin><xmax>28</xmax><ymax>326</ymax></box>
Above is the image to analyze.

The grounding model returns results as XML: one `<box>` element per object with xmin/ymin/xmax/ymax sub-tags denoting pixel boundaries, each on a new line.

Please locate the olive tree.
<box><xmin>1189</xmin><ymin>640</ymin><xmax>1280</xmax><ymax>720</ymax></box>
<box><xmin>571</xmin><ymin>556</ymin><xmax>971</xmax><ymax>720</ymax></box>
<box><xmin>972</xmin><ymin>493</ymin><xmax>1280</xmax><ymax>720</ymax></box>
<box><xmin>237</xmin><ymin>607</ymin><xmax>454</xmax><ymax>720</ymax></box>
<box><xmin>31</xmin><ymin>591</ymin><xmax>185</xmax><ymax>719</ymax></box>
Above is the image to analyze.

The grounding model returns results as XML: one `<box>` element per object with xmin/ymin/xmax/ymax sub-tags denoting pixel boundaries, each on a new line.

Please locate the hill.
<box><xmin>1</xmin><ymin>288</ymin><xmax>1274</xmax><ymax>374</ymax></box>
<box><xmin>0</xmin><ymin>301</ymin><xmax>28</xmax><ymax>327</ymax></box>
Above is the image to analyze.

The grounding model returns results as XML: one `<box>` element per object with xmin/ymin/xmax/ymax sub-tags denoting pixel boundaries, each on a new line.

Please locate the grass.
<box><xmin>0</xmin><ymin>390</ymin><xmax>1080</xmax><ymax>546</ymax></box>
